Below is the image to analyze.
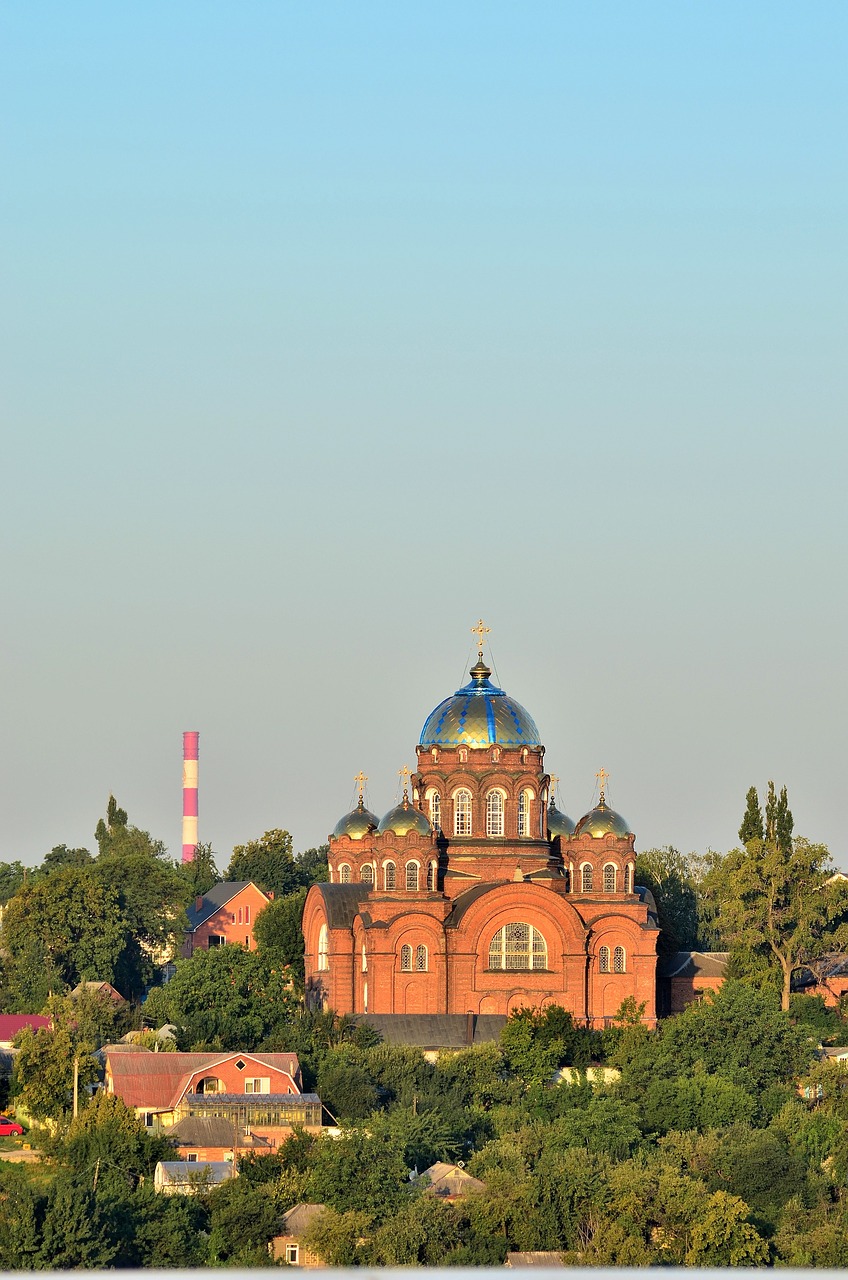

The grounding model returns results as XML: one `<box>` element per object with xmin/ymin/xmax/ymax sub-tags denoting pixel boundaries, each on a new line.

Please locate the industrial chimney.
<box><xmin>182</xmin><ymin>731</ymin><xmax>199</xmax><ymax>862</ymax></box>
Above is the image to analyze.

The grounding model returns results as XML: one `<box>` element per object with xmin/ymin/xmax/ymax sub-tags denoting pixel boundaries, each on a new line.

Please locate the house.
<box><xmin>71</xmin><ymin>981</ymin><xmax>125</xmax><ymax>1003</ymax></box>
<box><xmin>417</xmin><ymin>1161</ymin><xmax>485</xmax><ymax>1199</ymax></box>
<box><xmin>792</xmin><ymin>956</ymin><xmax>848</xmax><ymax>1008</ymax></box>
<box><xmin>103</xmin><ymin>1048</ymin><xmax>321</xmax><ymax>1148</ymax></box>
<box><xmin>0</xmin><ymin>1015</ymin><xmax>51</xmax><ymax>1050</ymax></box>
<box><xmin>183</xmin><ymin>881</ymin><xmax>271</xmax><ymax>956</ymax></box>
<box><xmin>167</xmin><ymin>1115</ymin><xmax>274</xmax><ymax>1162</ymax></box>
<box><xmin>271</xmin><ymin>1204</ymin><xmax>327</xmax><ymax>1267</ymax></box>
<box><xmin>154</xmin><ymin>1160</ymin><xmax>235</xmax><ymax>1195</ymax></box>
<box><xmin>656</xmin><ymin>952</ymin><xmax>729</xmax><ymax>1014</ymax></box>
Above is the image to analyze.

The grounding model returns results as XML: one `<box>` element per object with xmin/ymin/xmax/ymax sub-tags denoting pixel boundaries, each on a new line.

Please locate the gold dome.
<box><xmin>332</xmin><ymin>801</ymin><xmax>379</xmax><ymax>840</ymax></box>
<box><xmin>547</xmin><ymin>802</ymin><xmax>576</xmax><ymax>839</ymax></box>
<box><xmin>573</xmin><ymin>799</ymin><xmax>631</xmax><ymax>839</ymax></box>
<box><xmin>378</xmin><ymin>799</ymin><xmax>433</xmax><ymax>837</ymax></box>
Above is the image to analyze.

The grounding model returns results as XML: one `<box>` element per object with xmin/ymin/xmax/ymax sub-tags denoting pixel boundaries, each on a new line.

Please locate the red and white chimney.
<box><xmin>182</xmin><ymin>731</ymin><xmax>199</xmax><ymax>862</ymax></box>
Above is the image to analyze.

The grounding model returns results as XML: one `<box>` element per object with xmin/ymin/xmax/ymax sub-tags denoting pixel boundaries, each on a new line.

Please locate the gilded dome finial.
<box><xmin>398</xmin><ymin>764</ymin><xmax>412</xmax><ymax>809</ymax></box>
<box><xmin>354</xmin><ymin>770</ymin><xmax>368</xmax><ymax>810</ymax></box>
<box><xmin>596</xmin><ymin>766</ymin><xmax>609</xmax><ymax>807</ymax></box>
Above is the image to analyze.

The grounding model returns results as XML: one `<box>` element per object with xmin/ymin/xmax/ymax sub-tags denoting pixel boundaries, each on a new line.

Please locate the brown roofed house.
<box><xmin>271</xmin><ymin>1204</ymin><xmax>328</xmax><ymax>1267</ymax></box>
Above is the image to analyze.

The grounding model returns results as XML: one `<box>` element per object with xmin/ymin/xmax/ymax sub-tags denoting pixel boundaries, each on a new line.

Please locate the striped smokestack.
<box><xmin>182</xmin><ymin>731</ymin><xmax>199</xmax><ymax>862</ymax></box>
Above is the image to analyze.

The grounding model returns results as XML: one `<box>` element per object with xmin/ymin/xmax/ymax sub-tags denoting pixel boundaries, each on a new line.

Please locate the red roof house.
<box><xmin>0</xmin><ymin>1015</ymin><xmax>51</xmax><ymax>1049</ymax></box>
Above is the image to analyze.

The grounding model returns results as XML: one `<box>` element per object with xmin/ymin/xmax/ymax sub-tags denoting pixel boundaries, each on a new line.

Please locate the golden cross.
<box><xmin>471</xmin><ymin>618</ymin><xmax>491</xmax><ymax>656</ymax></box>
<box><xmin>549</xmin><ymin>774</ymin><xmax>559</xmax><ymax>803</ymax></box>
<box><xmin>596</xmin><ymin>767</ymin><xmax>609</xmax><ymax>803</ymax></box>
<box><xmin>354</xmin><ymin>771</ymin><xmax>368</xmax><ymax>804</ymax></box>
<box><xmin>398</xmin><ymin>764</ymin><xmax>411</xmax><ymax>799</ymax></box>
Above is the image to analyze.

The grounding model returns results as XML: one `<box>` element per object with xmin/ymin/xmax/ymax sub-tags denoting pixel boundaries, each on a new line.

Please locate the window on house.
<box><xmin>581</xmin><ymin>864</ymin><xmax>593</xmax><ymax>892</ymax></box>
<box><xmin>492</xmin><ymin>747</ymin><xmax>500</xmax><ymax>762</ymax></box>
<box><xmin>400</xmin><ymin>944</ymin><xmax>413</xmax><ymax>971</ymax></box>
<box><xmin>518</xmin><ymin>789</ymin><xmax>532</xmax><ymax>838</ymax></box>
<box><xmin>406</xmin><ymin>862</ymin><xmax>419</xmax><ymax>892</ymax></box>
<box><xmin>144</xmin><ymin>1113</ymin><xmax>154</xmax><ymax>1128</ymax></box>
<box><xmin>186</xmin><ymin>1152</ymin><xmax>198</xmax><ymax>1162</ymax></box>
<box><xmin>285</xmin><ymin>1245</ymin><xmax>299</xmax><ymax>1266</ymax></box>
<box><xmin>488</xmin><ymin>923</ymin><xmax>547</xmax><ymax>971</ymax></box>
<box><xmin>599</xmin><ymin>945</ymin><xmax>611</xmax><ymax>973</ymax></box>
<box><xmin>415</xmin><ymin>944</ymin><xmax>428</xmax><ymax>971</ymax></box>
<box><xmin>317</xmin><ymin>924</ymin><xmax>329</xmax><ymax>971</ymax></box>
<box><xmin>384</xmin><ymin>861</ymin><xmax>396</xmax><ymax>891</ymax></box>
<box><xmin>361</xmin><ymin>863</ymin><xmax>374</xmax><ymax>883</ymax></box>
<box><xmin>245</xmin><ymin>1077</ymin><xmax>271</xmax><ymax>1094</ymax></box>
<box><xmin>613</xmin><ymin>946</ymin><xmax>626</xmax><ymax>973</ymax></box>
<box><xmin>339</xmin><ymin>864</ymin><xmax>351</xmax><ymax>884</ymax></box>
<box><xmin>486</xmin><ymin>790</ymin><xmax>505</xmax><ymax>836</ymax></box>
<box><xmin>603</xmin><ymin>864</ymin><xmax>616</xmax><ymax>893</ymax></box>
<box><xmin>428</xmin><ymin>791</ymin><xmax>441</xmax><ymax>830</ymax></box>
<box><xmin>426</xmin><ymin>860</ymin><xmax>436</xmax><ymax>891</ymax></box>
<box><xmin>454</xmin><ymin>789</ymin><xmax>472</xmax><ymax>836</ymax></box>
<box><xmin>208</xmin><ymin>934</ymin><xmax>226</xmax><ymax>947</ymax></box>
<box><xmin>245</xmin><ymin>935</ymin><xmax>250</xmax><ymax>947</ymax></box>
<box><xmin>245</xmin><ymin>905</ymin><xmax>250</xmax><ymax>924</ymax></box>
<box><xmin>238</xmin><ymin>907</ymin><xmax>243</xmax><ymax>924</ymax></box>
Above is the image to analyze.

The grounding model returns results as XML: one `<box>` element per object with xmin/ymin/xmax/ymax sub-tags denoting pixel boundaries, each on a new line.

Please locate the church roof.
<box><xmin>312</xmin><ymin>882</ymin><xmax>371</xmax><ymax>928</ymax></box>
<box><xmin>356</xmin><ymin>1013</ymin><xmax>506</xmax><ymax>1049</ymax></box>
<box><xmin>420</xmin><ymin>658</ymin><xmax>541</xmax><ymax>748</ymax></box>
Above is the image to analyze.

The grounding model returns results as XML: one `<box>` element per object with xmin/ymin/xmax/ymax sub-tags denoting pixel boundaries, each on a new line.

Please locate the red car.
<box><xmin>0</xmin><ymin>1118</ymin><xmax>23</xmax><ymax>1137</ymax></box>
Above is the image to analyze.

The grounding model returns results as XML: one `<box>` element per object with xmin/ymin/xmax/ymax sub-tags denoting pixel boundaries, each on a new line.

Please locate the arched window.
<box><xmin>492</xmin><ymin>747</ymin><xmax>500</xmax><ymax>762</ymax></box>
<box><xmin>517</xmin><ymin>789</ymin><xmax>532</xmax><ymax>838</ymax></box>
<box><xmin>603</xmin><ymin>864</ymin><xmax>616</xmax><ymax>893</ymax></box>
<box><xmin>339</xmin><ymin>864</ymin><xmax>351</xmax><ymax>884</ymax></box>
<box><xmin>400</xmin><ymin>944</ymin><xmax>413</xmax><ymax>971</ymax></box>
<box><xmin>614</xmin><ymin>946</ymin><xmax>626</xmax><ymax>973</ymax></box>
<box><xmin>431</xmin><ymin>747</ymin><xmax>439</xmax><ymax>761</ymax></box>
<box><xmin>428</xmin><ymin>790</ymin><xmax>441</xmax><ymax>830</ymax></box>
<box><xmin>361</xmin><ymin>864</ymin><xmax>374</xmax><ymax>884</ymax></box>
<box><xmin>488</xmin><ymin>923</ymin><xmax>547</xmax><ymax>971</ymax></box>
<box><xmin>415</xmin><ymin>944</ymin><xmax>428</xmax><ymax>971</ymax></box>
<box><xmin>426</xmin><ymin>860</ymin><xmax>436</xmax><ymax>891</ymax></box>
<box><xmin>197</xmin><ymin>1076</ymin><xmax>225</xmax><ymax>1095</ymax></box>
<box><xmin>599</xmin><ymin>945</ymin><xmax>610</xmax><ymax>973</ymax></box>
<box><xmin>317</xmin><ymin>924</ymin><xmax>329</xmax><ymax>971</ymax></box>
<box><xmin>581</xmin><ymin>863</ymin><xmax>593</xmax><ymax>892</ymax></box>
<box><xmin>486</xmin><ymin>790</ymin><xmax>505</xmax><ymax>837</ymax></box>
<box><xmin>454</xmin><ymin>789</ymin><xmax>472</xmax><ymax>836</ymax></box>
<box><xmin>406</xmin><ymin>862</ymin><xmax>419</xmax><ymax>892</ymax></box>
<box><xmin>361</xmin><ymin>943</ymin><xmax>367</xmax><ymax>972</ymax></box>
<box><xmin>458</xmin><ymin>747</ymin><xmax>468</xmax><ymax>763</ymax></box>
<box><xmin>384</xmin><ymin>861</ymin><xmax>396</xmax><ymax>891</ymax></box>
<box><xmin>625</xmin><ymin>864</ymin><xmax>634</xmax><ymax>894</ymax></box>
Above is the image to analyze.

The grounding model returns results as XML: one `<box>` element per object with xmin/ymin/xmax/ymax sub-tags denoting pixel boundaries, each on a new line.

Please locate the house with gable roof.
<box><xmin>103</xmin><ymin>1048</ymin><xmax>321</xmax><ymax>1149</ymax></box>
<box><xmin>183</xmin><ymin>881</ymin><xmax>271</xmax><ymax>956</ymax></box>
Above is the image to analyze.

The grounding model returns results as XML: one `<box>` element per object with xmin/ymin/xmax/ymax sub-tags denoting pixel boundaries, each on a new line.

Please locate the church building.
<box><xmin>302</xmin><ymin>626</ymin><xmax>660</xmax><ymax>1026</ymax></box>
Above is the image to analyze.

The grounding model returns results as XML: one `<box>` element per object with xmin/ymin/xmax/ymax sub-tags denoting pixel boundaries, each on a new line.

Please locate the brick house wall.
<box><xmin>183</xmin><ymin>882</ymin><xmax>272</xmax><ymax>957</ymax></box>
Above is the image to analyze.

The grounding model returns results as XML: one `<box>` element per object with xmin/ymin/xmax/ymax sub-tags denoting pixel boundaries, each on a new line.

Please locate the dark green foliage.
<box><xmin>179</xmin><ymin>840</ymin><xmax>219</xmax><ymax>897</ymax></box>
<box><xmin>790</xmin><ymin>992</ymin><xmax>846</xmax><ymax>1044</ymax></box>
<box><xmin>739</xmin><ymin>785</ymin><xmax>765</xmax><ymax>846</ymax></box>
<box><xmin>0</xmin><ymin>862</ymin><xmax>26</xmax><ymax>906</ymax></box>
<box><xmin>205</xmin><ymin>1177</ymin><xmax>281</xmax><ymax>1265</ymax></box>
<box><xmin>253</xmin><ymin>886</ymin><xmax>309</xmax><ymax>984</ymax></box>
<box><xmin>297</xmin><ymin>843</ymin><xmax>330</xmax><ymax>884</ymax></box>
<box><xmin>306</xmin><ymin>1128</ymin><xmax>410</xmax><ymax>1217</ymax></box>
<box><xmin>40</xmin><ymin>844</ymin><xmax>93</xmax><ymax>873</ymax></box>
<box><xmin>500</xmin><ymin>1005</ymin><xmax>591</xmax><ymax>1085</ymax></box>
<box><xmin>226</xmin><ymin>828</ymin><xmax>303</xmax><ymax>897</ymax></box>
<box><xmin>12</xmin><ymin>1026</ymin><xmax>99</xmax><ymax>1120</ymax></box>
<box><xmin>765</xmin><ymin>780</ymin><xmax>794</xmax><ymax>857</ymax></box>
<box><xmin>635</xmin><ymin>846</ymin><xmax>699</xmax><ymax>950</ymax></box>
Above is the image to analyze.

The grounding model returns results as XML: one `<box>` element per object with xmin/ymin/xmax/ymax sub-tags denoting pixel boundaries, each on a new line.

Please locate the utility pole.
<box><xmin>92</xmin><ymin>1157</ymin><xmax>100</xmax><ymax>1191</ymax></box>
<box><xmin>73</xmin><ymin>1055</ymin><xmax>79</xmax><ymax>1119</ymax></box>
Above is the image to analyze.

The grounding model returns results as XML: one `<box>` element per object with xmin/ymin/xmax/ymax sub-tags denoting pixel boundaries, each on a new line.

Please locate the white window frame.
<box><xmin>454</xmin><ymin>789</ymin><xmax>472</xmax><ymax>836</ymax></box>
<box><xmin>244</xmin><ymin>1076</ymin><xmax>271</xmax><ymax>1094</ymax></box>
<box><xmin>400</xmin><ymin>944</ymin><xmax>413</xmax><ymax>971</ymax></box>
<box><xmin>485</xmin><ymin>789</ymin><xmax>505</xmax><ymax>837</ymax></box>
<box><xmin>317</xmin><ymin>923</ymin><xmax>329</xmax><ymax>971</ymax></box>
<box><xmin>339</xmin><ymin>863</ymin><xmax>351</xmax><ymax>884</ymax></box>
<box><xmin>406</xmin><ymin>861</ymin><xmax>420</xmax><ymax>892</ymax></box>
<box><xmin>488</xmin><ymin>923</ymin><xmax>548</xmax><ymax>971</ymax></box>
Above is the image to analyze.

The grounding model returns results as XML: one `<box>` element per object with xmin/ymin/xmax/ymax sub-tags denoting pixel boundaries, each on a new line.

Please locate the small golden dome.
<box><xmin>378</xmin><ymin>798</ymin><xmax>433</xmax><ymax>837</ymax></box>
<box><xmin>573</xmin><ymin>799</ymin><xmax>631</xmax><ymax>839</ymax></box>
<box><xmin>332</xmin><ymin>801</ymin><xmax>379</xmax><ymax>840</ymax></box>
<box><xmin>547</xmin><ymin>801</ymin><xmax>576</xmax><ymax>839</ymax></box>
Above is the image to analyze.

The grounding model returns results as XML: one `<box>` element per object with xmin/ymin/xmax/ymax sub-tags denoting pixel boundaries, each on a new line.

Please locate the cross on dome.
<box><xmin>471</xmin><ymin>618</ymin><xmax>490</xmax><ymax>657</ymax></box>
<box><xmin>354</xmin><ymin>770</ymin><xmax>368</xmax><ymax>806</ymax></box>
<box><xmin>398</xmin><ymin>764</ymin><xmax>412</xmax><ymax>805</ymax></box>
<box><xmin>596</xmin><ymin>767</ymin><xmax>610</xmax><ymax>804</ymax></box>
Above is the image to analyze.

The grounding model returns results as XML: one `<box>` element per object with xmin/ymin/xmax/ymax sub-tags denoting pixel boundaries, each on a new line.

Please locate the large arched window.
<box><xmin>406</xmin><ymin>861</ymin><xmax>419</xmax><ymax>892</ymax></box>
<box><xmin>454</xmin><ymin>789</ymin><xmax>472</xmax><ymax>836</ymax></box>
<box><xmin>197</xmin><ymin>1076</ymin><xmax>225</xmax><ymax>1095</ymax></box>
<box><xmin>599</xmin><ymin>945</ymin><xmax>610</xmax><ymax>973</ymax></box>
<box><xmin>361</xmin><ymin>863</ymin><xmax>374</xmax><ymax>884</ymax></box>
<box><xmin>317</xmin><ymin>924</ymin><xmax>329</xmax><ymax>971</ymax></box>
<box><xmin>400</xmin><ymin>944</ymin><xmax>413</xmax><ymax>971</ymax></box>
<box><xmin>361</xmin><ymin>943</ymin><xmax>367</xmax><ymax>972</ymax></box>
<box><xmin>384</xmin><ymin>861</ymin><xmax>396</xmax><ymax>891</ymax></box>
<box><xmin>517</xmin><ymin>789</ymin><xmax>532</xmax><ymax>838</ymax></box>
<box><xmin>581</xmin><ymin>863</ymin><xmax>593</xmax><ymax>892</ymax></box>
<box><xmin>427</xmin><ymin>790</ymin><xmax>441</xmax><ymax>831</ymax></box>
<box><xmin>339</xmin><ymin>864</ymin><xmax>351</xmax><ymax>884</ymax></box>
<box><xmin>415</xmin><ymin>944</ymin><xmax>428</xmax><ymax>972</ymax></box>
<box><xmin>488</xmin><ymin>923</ymin><xmax>547</xmax><ymax>971</ymax></box>
<box><xmin>603</xmin><ymin>864</ymin><xmax>616</xmax><ymax>893</ymax></box>
<box><xmin>614</xmin><ymin>946</ymin><xmax>626</xmax><ymax>973</ymax></box>
<box><xmin>486</xmin><ymin>789</ymin><xmax>505</xmax><ymax>836</ymax></box>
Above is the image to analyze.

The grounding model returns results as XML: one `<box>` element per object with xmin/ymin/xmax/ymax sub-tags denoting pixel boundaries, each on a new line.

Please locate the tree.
<box><xmin>93</xmin><ymin>845</ymin><xmax>189</xmax><ymax>997</ymax></box>
<box><xmin>297</xmin><ymin>844</ymin><xmax>329</xmax><ymax>884</ymax></box>
<box><xmin>38</xmin><ymin>1178</ymin><xmax>117</xmax><ymax>1269</ymax></box>
<box><xmin>686</xmin><ymin>1190</ymin><xmax>769</xmax><ymax>1266</ymax></box>
<box><xmin>253</xmin><ymin>887</ymin><xmax>308</xmax><ymax>983</ymax></box>
<box><xmin>634</xmin><ymin>847</ymin><xmax>698</xmax><ymax>950</ymax></box>
<box><xmin>12</xmin><ymin>1026</ymin><xmax>98</xmax><ymax>1120</ymax></box>
<box><xmin>49</xmin><ymin>1092</ymin><xmax>171</xmax><ymax>1192</ymax></box>
<box><xmin>46</xmin><ymin>985</ymin><xmax>135</xmax><ymax>1050</ymax></box>
<box><xmin>307</xmin><ymin>1128</ymin><xmax>410</xmax><ymax>1218</ymax></box>
<box><xmin>225</xmin><ymin>828</ymin><xmax>303</xmax><ymax>897</ymax></box>
<box><xmin>500</xmin><ymin>1006</ymin><xmax>591</xmax><ymax>1086</ymax></box>
<box><xmin>94</xmin><ymin>794</ymin><xmax>128</xmax><ymax>854</ymax></box>
<box><xmin>0</xmin><ymin>862</ymin><xmax>26</xmax><ymax>905</ymax></box>
<box><xmin>141</xmin><ymin>945</ymin><xmax>297</xmax><ymax>1049</ymax></box>
<box><xmin>715</xmin><ymin>829</ymin><xmax>848</xmax><ymax>1011</ymax></box>
<box><xmin>739</xmin><ymin>786</ymin><xmax>764</xmax><ymax>846</ymax></box>
<box><xmin>180</xmin><ymin>841</ymin><xmax>219</xmax><ymax>897</ymax></box>
<box><xmin>40</xmin><ymin>844</ymin><xmax>92</xmax><ymax>874</ymax></box>
<box><xmin>765</xmin><ymin>780</ymin><xmax>794</xmax><ymax>856</ymax></box>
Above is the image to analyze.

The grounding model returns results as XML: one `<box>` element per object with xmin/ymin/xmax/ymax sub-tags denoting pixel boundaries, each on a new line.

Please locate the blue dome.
<box><xmin>420</xmin><ymin>659</ymin><xmax>541</xmax><ymax>748</ymax></box>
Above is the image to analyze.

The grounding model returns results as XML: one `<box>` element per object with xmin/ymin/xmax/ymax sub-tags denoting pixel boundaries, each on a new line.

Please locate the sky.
<box><xmin>2</xmin><ymin>2</ymin><xmax>847</xmax><ymax>869</ymax></box>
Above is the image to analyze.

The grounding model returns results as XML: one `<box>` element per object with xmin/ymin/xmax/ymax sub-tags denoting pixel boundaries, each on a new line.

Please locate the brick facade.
<box><xmin>183</xmin><ymin>881</ymin><xmax>271</xmax><ymax>957</ymax></box>
<box><xmin>303</xmin><ymin>655</ymin><xmax>660</xmax><ymax>1027</ymax></box>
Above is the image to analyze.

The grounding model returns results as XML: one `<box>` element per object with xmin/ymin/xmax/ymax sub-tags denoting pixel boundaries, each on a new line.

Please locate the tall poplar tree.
<box><xmin>738</xmin><ymin>787</ymin><xmax>764</xmax><ymax>846</ymax></box>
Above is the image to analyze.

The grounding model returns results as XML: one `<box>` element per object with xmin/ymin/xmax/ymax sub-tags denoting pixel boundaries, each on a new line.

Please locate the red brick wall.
<box><xmin>183</xmin><ymin>884</ymin><xmax>270</xmax><ymax>957</ymax></box>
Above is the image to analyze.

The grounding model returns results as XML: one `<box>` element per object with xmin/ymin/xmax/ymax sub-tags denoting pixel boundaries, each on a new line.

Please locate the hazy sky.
<box><xmin>3</xmin><ymin>2</ymin><xmax>847</xmax><ymax>869</ymax></box>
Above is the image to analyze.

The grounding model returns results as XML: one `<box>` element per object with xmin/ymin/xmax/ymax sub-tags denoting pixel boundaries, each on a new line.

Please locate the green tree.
<box><xmin>297</xmin><ymin>844</ymin><xmax>329</xmax><ymax>884</ymax></box>
<box><xmin>93</xmin><ymin>844</ymin><xmax>189</xmax><ymax>997</ymax></box>
<box><xmin>142</xmin><ymin>945</ymin><xmax>296</xmax><ymax>1049</ymax></box>
<box><xmin>47</xmin><ymin>985</ymin><xmax>135</xmax><ymax>1050</ymax></box>
<box><xmin>715</xmin><ymin>832</ymin><xmax>848</xmax><ymax>1011</ymax></box>
<box><xmin>302</xmin><ymin>1207</ymin><xmax>370</xmax><ymax>1266</ymax></box>
<box><xmin>739</xmin><ymin>785</ymin><xmax>764</xmax><ymax>846</ymax></box>
<box><xmin>94</xmin><ymin>793</ymin><xmax>128</xmax><ymax>854</ymax></box>
<box><xmin>634</xmin><ymin>846</ymin><xmax>699</xmax><ymax>950</ymax></box>
<box><xmin>48</xmin><ymin>1091</ymin><xmax>171</xmax><ymax>1193</ymax></box>
<box><xmin>765</xmin><ymin>780</ymin><xmax>794</xmax><ymax>856</ymax></box>
<box><xmin>226</xmin><ymin>828</ymin><xmax>304</xmax><ymax>896</ymax></box>
<box><xmin>307</xmin><ymin>1128</ymin><xmax>410</xmax><ymax>1218</ymax></box>
<box><xmin>253</xmin><ymin>887</ymin><xmax>308</xmax><ymax>983</ymax></box>
<box><xmin>38</xmin><ymin>1177</ymin><xmax>117</xmax><ymax>1269</ymax></box>
<box><xmin>0</xmin><ymin>862</ymin><xmax>26</xmax><ymax>905</ymax></box>
<box><xmin>40</xmin><ymin>844</ymin><xmax>92</xmax><ymax>874</ymax></box>
<box><xmin>12</xmin><ymin>1025</ymin><xmax>98</xmax><ymax>1121</ymax></box>
<box><xmin>686</xmin><ymin>1189</ymin><xmax>770</xmax><ymax>1266</ymax></box>
<box><xmin>500</xmin><ymin>1005</ymin><xmax>590</xmax><ymax>1086</ymax></box>
<box><xmin>180</xmin><ymin>840</ymin><xmax>219</xmax><ymax>897</ymax></box>
<box><xmin>205</xmin><ymin>1178</ymin><xmax>280</xmax><ymax>1265</ymax></box>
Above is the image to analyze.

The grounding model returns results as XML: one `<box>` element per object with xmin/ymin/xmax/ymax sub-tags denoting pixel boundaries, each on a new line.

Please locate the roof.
<box><xmin>357</xmin><ymin>1014</ymin><xmax>506</xmax><ymax>1049</ymax></box>
<box><xmin>155</xmin><ymin>1161</ymin><xmax>234</xmax><ymax>1186</ymax></box>
<box><xmin>506</xmin><ymin>1252</ymin><xmax>565</xmax><ymax>1267</ymax></box>
<box><xmin>420</xmin><ymin>1161</ymin><xmax>486</xmax><ymax>1196</ymax></box>
<box><xmin>167</xmin><ymin>1116</ymin><xmax>270</xmax><ymax>1148</ymax></box>
<box><xmin>71</xmin><ymin>981</ymin><xmax>125</xmax><ymax>1001</ymax></box>
<box><xmin>105</xmin><ymin>1050</ymin><xmax>301</xmax><ymax>1110</ymax></box>
<box><xmin>657</xmin><ymin>951</ymin><xmax>730</xmax><ymax>979</ymax></box>
<box><xmin>0</xmin><ymin>1015</ymin><xmax>51</xmax><ymax>1043</ymax></box>
<box><xmin>313</xmin><ymin>882</ymin><xmax>370</xmax><ymax>929</ymax></box>
<box><xmin>186</xmin><ymin>882</ymin><xmax>269</xmax><ymax>930</ymax></box>
<box><xmin>280</xmin><ymin>1203</ymin><xmax>327</xmax><ymax>1236</ymax></box>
